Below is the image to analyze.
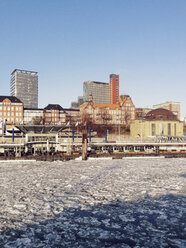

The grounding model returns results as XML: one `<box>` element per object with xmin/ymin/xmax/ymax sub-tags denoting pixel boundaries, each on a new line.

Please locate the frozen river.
<box><xmin>0</xmin><ymin>157</ymin><xmax>186</xmax><ymax>248</ymax></box>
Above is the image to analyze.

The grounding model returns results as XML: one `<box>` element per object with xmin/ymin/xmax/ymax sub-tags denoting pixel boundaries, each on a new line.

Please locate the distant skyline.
<box><xmin>0</xmin><ymin>0</ymin><xmax>186</xmax><ymax>119</ymax></box>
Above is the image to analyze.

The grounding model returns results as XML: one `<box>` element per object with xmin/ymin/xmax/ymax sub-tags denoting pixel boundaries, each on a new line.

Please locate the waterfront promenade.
<box><xmin>0</xmin><ymin>158</ymin><xmax>186</xmax><ymax>247</ymax></box>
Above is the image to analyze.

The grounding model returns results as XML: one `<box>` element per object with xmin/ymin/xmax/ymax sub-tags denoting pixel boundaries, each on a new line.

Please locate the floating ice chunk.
<box><xmin>119</xmin><ymin>215</ymin><xmax>135</xmax><ymax>222</ymax></box>
<box><xmin>98</xmin><ymin>230</ymin><xmax>110</xmax><ymax>239</ymax></box>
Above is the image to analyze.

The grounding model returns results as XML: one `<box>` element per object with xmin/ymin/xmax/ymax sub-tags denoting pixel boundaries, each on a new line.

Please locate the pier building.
<box><xmin>130</xmin><ymin>108</ymin><xmax>183</xmax><ymax>138</ymax></box>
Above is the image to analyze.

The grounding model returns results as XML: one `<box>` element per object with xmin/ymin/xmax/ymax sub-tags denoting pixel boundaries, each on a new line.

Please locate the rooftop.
<box><xmin>15</xmin><ymin>125</ymin><xmax>68</xmax><ymax>134</ymax></box>
<box><xmin>44</xmin><ymin>104</ymin><xmax>65</xmax><ymax>112</ymax></box>
<box><xmin>64</xmin><ymin>108</ymin><xmax>80</xmax><ymax>112</ymax></box>
<box><xmin>24</xmin><ymin>108</ymin><xmax>44</xmax><ymax>111</ymax></box>
<box><xmin>0</xmin><ymin>96</ymin><xmax>22</xmax><ymax>103</ymax></box>
<box><xmin>11</xmin><ymin>69</ymin><xmax>38</xmax><ymax>75</ymax></box>
<box><xmin>84</xmin><ymin>81</ymin><xmax>109</xmax><ymax>85</ymax></box>
<box><xmin>153</xmin><ymin>101</ymin><xmax>180</xmax><ymax>106</ymax></box>
<box><xmin>145</xmin><ymin>108</ymin><xmax>178</xmax><ymax>121</ymax></box>
<box><xmin>93</xmin><ymin>103</ymin><xmax>121</xmax><ymax>110</ymax></box>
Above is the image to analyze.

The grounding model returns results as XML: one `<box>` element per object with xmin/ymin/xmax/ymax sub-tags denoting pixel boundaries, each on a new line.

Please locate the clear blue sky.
<box><xmin>0</xmin><ymin>0</ymin><xmax>186</xmax><ymax>118</ymax></box>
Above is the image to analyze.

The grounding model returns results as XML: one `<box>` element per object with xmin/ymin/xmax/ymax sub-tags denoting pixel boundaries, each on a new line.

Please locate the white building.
<box><xmin>24</xmin><ymin>108</ymin><xmax>44</xmax><ymax>125</ymax></box>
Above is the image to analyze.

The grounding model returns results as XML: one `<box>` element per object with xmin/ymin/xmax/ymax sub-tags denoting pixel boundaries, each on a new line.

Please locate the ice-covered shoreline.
<box><xmin>0</xmin><ymin>158</ymin><xmax>186</xmax><ymax>247</ymax></box>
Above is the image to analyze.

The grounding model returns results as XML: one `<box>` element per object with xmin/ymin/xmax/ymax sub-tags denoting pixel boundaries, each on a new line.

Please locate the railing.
<box><xmin>155</xmin><ymin>135</ymin><xmax>186</xmax><ymax>143</ymax></box>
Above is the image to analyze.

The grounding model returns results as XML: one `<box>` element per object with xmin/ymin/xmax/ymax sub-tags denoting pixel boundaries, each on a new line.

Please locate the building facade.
<box><xmin>83</xmin><ymin>81</ymin><xmax>109</xmax><ymax>104</ymax></box>
<box><xmin>135</xmin><ymin>108</ymin><xmax>152</xmax><ymax>119</ymax></box>
<box><xmin>80</xmin><ymin>100</ymin><xmax>123</xmax><ymax>125</ymax></box>
<box><xmin>130</xmin><ymin>108</ymin><xmax>183</xmax><ymax>138</ymax></box>
<box><xmin>43</xmin><ymin>104</ymin><xmax>66</xmax><ymax>125</ymax></box>
<box><xmin>63</xmin><ymin>108</ymin><xmax>80</xmax><ymax>124</ymax></box>
<box><xmin>23</xmin><ymin>108</ymin><xmax>44</xmax><ymax>125</ymax></box>
<box><xmin>110</xmin><ymin>74</ymin><xmax>119</xmax><ymax>104</ymax></box>
<box><xmin>119</xmin><ymin>95</ymin><xmax>135</xmax><ymax>125</ymax></box>
<box><xmin>80</xmin><ymin>94</ymin><xmax>135</xmax><ymax>126</ymax></box>
<box><xmin>153</xmin><ymin>101</ymin><xmax>180</xmax><ymax>120</ymax></box>
<box><xmin>0</xmin><ymin>96</ymin><xmax>23</xmax><ymax>125</ymax></box>
<box><xmin>10</xmin><ymin>69</ymin><xmax>38</xmax><ymax>109</ymax></box>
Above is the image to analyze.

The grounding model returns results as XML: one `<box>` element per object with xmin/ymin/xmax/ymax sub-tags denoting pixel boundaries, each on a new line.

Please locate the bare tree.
<box><xmin>32</xmin><ymin>116</ymin><xmax>44</xmax><ymax>125</ymax></box>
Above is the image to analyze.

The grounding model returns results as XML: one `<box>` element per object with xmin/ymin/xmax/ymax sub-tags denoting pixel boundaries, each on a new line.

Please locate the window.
<box><xmin>159</xmin><ymin>123</ymin><xmax>164</xmax><ymax>135</ymax></box>
<box><xmin>174</xmin><ymin>124</ymin><xmax>176</xmax><ymax>136</ymax></box>
<box><xmin>152</xmin><ymin>123</ymin><xmax>156</xmax><ymax>136</ymax></box>
<box><xmin>168</xmin><ymin>123</ymin><xmax>171</xmax><ymax>136</ymax></box>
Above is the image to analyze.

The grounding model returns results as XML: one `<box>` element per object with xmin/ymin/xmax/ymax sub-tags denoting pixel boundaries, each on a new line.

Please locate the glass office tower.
<box><xmin>10</xmin><ymin>69</ymin><xmax>38</xmax><ymax>108</ymax></box>
<box><xmin>83</xmin><ymin>81</ymin><xmax>109</xmax><ymax>104</ymax></box>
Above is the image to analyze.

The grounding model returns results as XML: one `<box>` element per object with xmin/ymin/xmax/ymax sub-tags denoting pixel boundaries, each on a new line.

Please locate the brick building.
<box><xmin>0</xmin><ymin>96</ymin><xmax>23</xmax><ymax>125</ymax></box>
<box><xmin>110</xmin><ymin>74</ymin><xmax>119</xmax><ymax>104</ymax></box>
<box><xmin>119</xmin><ymin>95</ymin><xmax>135</xmax><ymax>125</ymax></box>
<box><xmin>63</xmin><ymin>108</ymin><xmax>80</xmax><ymax>125</ymax></box>
<box><xmin>80</xmin><ymin>94</ymin><xmax>135</xmax><ymax>126</ymax></box>
<box><xmin>80</xmin><ymin>100</ymin><xmax>122</xmax><ymax>125</ymax></box>
<box><xmin>43</xmin><ymin>104</ymin><xmax>67</xmax><ymax>125</ymax></box>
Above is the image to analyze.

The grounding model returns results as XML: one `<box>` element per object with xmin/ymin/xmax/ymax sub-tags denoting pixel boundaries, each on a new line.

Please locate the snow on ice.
<box><xmin>0</xmin><ymin>158</ymin><xmax>186</xmax><ymax>247</ymax></box>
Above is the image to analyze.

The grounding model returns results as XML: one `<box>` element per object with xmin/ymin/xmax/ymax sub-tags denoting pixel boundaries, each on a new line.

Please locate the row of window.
<box><xmin>0</xmin><ymin>106</ymin><xmax>22</xmax><ymax>111</ymax></box>
<box><xmin>45</xmin><ymin>114</ymin><xmax>66</xmax><ymax>117</ymax></box>
<box><xmin>0</xmin><ymin>112</ymin><xmax>22</xmax><ymax>116</ymax></box>
<box><xmin>45</xmin><ymin>118</ymin><xmax>66</xmax><ymax>122</ymax></box>
<box><xmin>1</xmin><ymin>118</ymin><xmax>22</xmax><ymax>123</ymax></box>
<box><xmin>152</xmin><ymin>123</ymin><xmax>177</xmax><ymax>136</ymax></box>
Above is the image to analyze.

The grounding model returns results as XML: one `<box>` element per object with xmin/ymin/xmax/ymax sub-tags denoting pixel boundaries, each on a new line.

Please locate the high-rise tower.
<box><xmin>83</xmin><ymin>81</ymin><xmax>109</xmax><ymax>104</ymax></box>
<box><xmin>10</xmin><ymin>69</ymin><xmax>38</xmax><ymax>108</ymax></box>
<box><xmin>109</xmin><ymin>74</ymin><xmax>119</xmax><ymax>104</ymax></box>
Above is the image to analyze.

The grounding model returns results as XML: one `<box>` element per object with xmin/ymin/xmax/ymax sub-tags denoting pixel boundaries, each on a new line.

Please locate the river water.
<box><xmin>0</xmin><ymin>158</ymin><xmax>186</xmax><ymax>247</ymax></box>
